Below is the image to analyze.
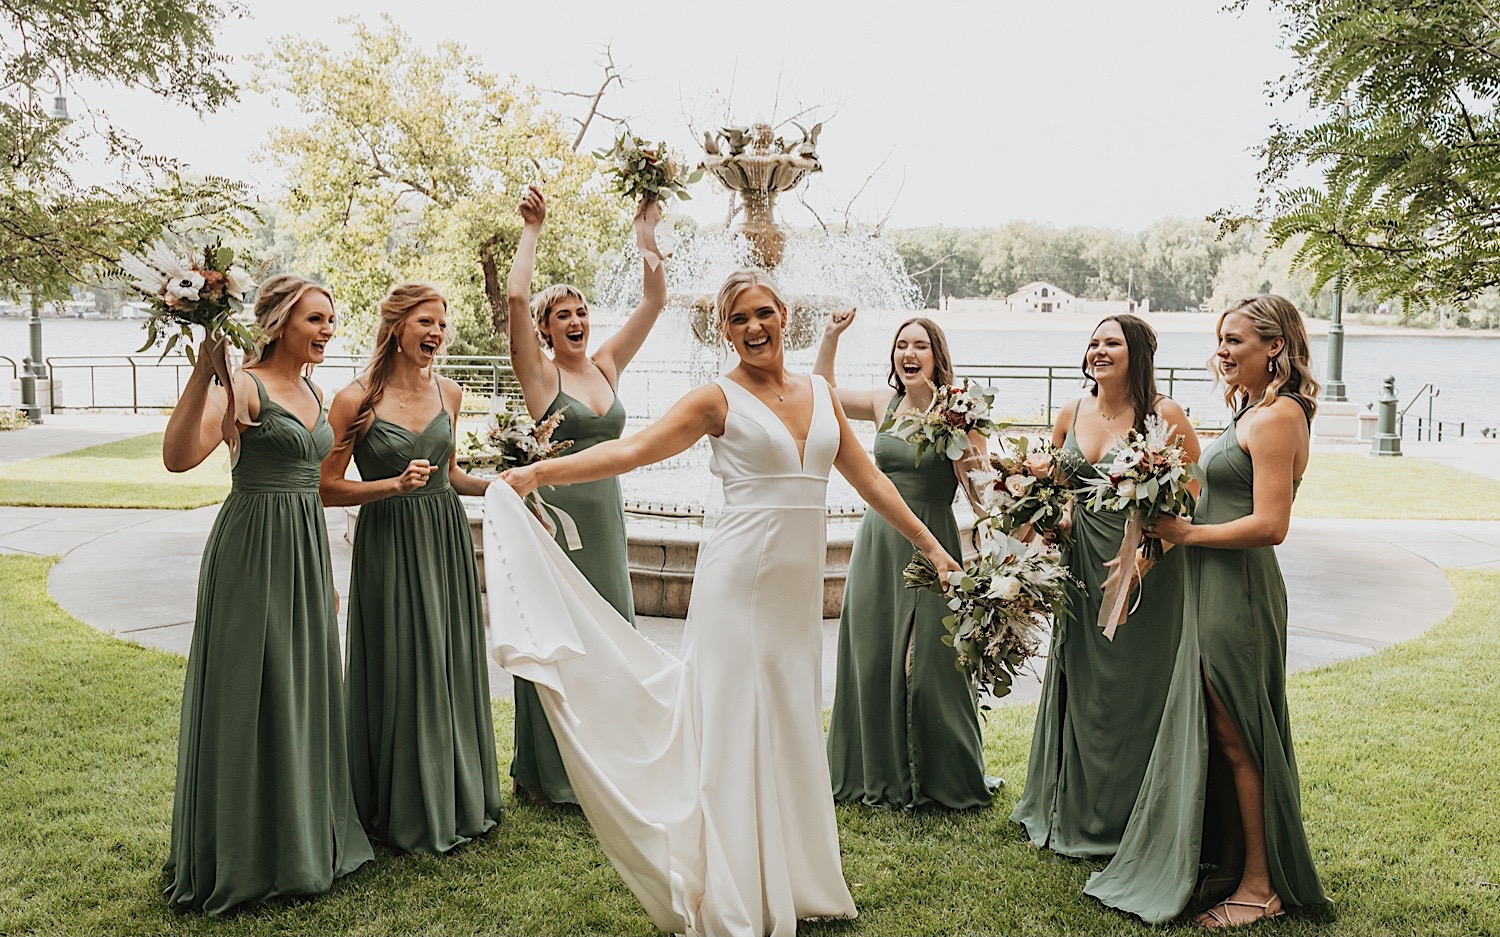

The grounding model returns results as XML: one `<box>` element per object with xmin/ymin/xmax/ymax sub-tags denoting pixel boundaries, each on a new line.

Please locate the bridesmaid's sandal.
<box><xmin>1196</xmin><ymin>895</ymin><xmax>1285</xmax><ymax>929</ymax></box>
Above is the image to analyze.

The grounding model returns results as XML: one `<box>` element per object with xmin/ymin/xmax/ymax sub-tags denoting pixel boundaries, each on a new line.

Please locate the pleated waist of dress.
<box><xmin>718</xmin><ymin>473</ymin><xmax>829</xmax><ymax>512</ymax></box>
<box><xmin>380</xmin><ymin>479</ymin><xmax>453</xmax><ymax>499</ymax></box>
<box><xmin>890</xmin><ymin>482</ymin><xmax>960</xmax><ymax>509</ymax></box>
<box><xmin>231</xmin><ymin>468</ymin><xmax>321</xmax><ymax>494</ymax></box>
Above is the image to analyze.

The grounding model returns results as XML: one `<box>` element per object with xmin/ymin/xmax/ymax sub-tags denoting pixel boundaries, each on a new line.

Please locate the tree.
<box><xmin>255</xmin><ymin>17</ymin><xmax>627</xmax><ymax>354</ymax></box>
<box><xmin>0</xmin><ymin>0</ymin><xmax>251</xmax><ymax>301</ymax></box>
<box><xmin>1221</xmin><ymin>0</ymin><xmax>1500</xmax><ymax>313</ymax></box>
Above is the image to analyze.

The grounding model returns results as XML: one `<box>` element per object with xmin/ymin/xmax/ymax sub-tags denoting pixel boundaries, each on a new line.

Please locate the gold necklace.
<box><xmin>1099</xmin><ymin>401</ymin><xmax>1131</xmax><ymax>421</ymax></box>
<box><xmin>391</xmin><ymin>383</ymin><xmax>421</xmax><ymax>409</ymax></box>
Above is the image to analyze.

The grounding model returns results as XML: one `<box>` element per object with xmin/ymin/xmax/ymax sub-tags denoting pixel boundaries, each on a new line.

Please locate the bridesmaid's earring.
<box><xmin>1267</xmin><ymin>356</ymin><xmax>1275</xmax><ymax>374</ymax></box>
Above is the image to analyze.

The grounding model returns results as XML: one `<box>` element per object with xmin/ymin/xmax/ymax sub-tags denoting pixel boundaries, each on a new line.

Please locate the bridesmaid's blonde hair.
<box><xmin>337</xmin><ymin>281</ymin><xmax>449</xmax><ymax>453</ymax></box>
<box><xmin>1214</xmin><ymin>294</ymin><xmax>1321</xmax><ymax>418</ymax></box>
<box><xmin>531</xmin><ymin>284</ymin><xmax>588</xmax><ymax>349</ymax></box>
<box><xmin>714</xmin><ymin>269</ymin><xmax>788</xmax><ymax>341</ymax></box>
<box><xmin>245</xmin><ymin>273</ymin><xmax>333</xmax><ymax>369</ymax></box>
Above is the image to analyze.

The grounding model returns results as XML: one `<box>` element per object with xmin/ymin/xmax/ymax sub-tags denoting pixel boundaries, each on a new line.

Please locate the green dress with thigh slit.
<box><xmin>345</xmin><ymin>403</ymin><xmax>502</xmax><ymax>853</ymax></box>
<box><xmin>1084</xmin><ymin>401</ymin><xmax>1327</xmax><ymax>923</ymax></box>
<box><xmin>826</xmin><ymin>394</ymin><xmax>991</xmax><ymax>810</ymax></box>
<box><xmin>165</xmin><ymin>373</ymin><xmax>372</xmax><ymax>915</ymax></box>
<box><xmin>1011</xmin><ymin>422</ymin><xmax>1187</xmax><ymax>856</ymax></box>
<box><xmin>511</xmin><ymin>371</ymin><xmax>635</xmax><ymax>805</ymax></box>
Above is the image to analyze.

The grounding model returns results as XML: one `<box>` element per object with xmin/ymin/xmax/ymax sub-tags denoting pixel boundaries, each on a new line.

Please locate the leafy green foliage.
<box><xmin>1222</xmin><ymin>0</ymin><xmax>1500</xmax><ymax>313</ymax></box>
<box><xmin>254</xmin><ymin>16</ymin><xmax>628</xmax><ymax>355</ymax></box>
<box><xmin>0</xmin><ymin>0</ymin><xmax>253</xmax><ymax>301</ymax></box>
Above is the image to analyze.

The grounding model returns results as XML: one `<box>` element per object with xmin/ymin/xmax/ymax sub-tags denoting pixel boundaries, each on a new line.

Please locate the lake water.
<box><xmin>3</xmin><ymin>316</ymin><xmax>1494</xmax><ymax>434</ymax></box>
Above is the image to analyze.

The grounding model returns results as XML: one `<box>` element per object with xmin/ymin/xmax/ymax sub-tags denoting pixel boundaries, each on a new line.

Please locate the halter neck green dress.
<box><xmin>1085</xmin><ymin>399</ymin><xmax>1327</xmax><ymax>923</ymax></box>
<box><xmin>826</xmin><ymin>393</ymin><xmax>991</xmax><ymax>810</ymax></box>
<box><xmin>165</xmin><ymin>372</ymin><xmax>372</xmax><ymax>916</ymax></box>
<box><xmin>511</xmin><ymin>365</ymin><xmax>636</xmax><ymax>805</ymax></box>
<box><xmin>1011</xmin><ymin>419</ymin><xmax>1187</xmax><ymax>856</ymax></box>
<box><xmin>345</xmin><ymin>396</ymin><xmax>502</xmax><ymax>853</ymax></box>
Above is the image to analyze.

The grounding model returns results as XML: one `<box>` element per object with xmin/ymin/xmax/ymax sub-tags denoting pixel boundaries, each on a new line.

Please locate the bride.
<box><xmin>490</xmin><ymin>268</ymin><xmax>962</xmax><ymax>937</ymax></box>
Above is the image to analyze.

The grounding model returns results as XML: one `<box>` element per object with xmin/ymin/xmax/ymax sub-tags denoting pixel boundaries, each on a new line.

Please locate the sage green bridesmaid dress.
<box><xmin>165</xmin><ymin>373</ymin><xmax>372</xmax><ymax>915</ymax></box>
<box><xmin>345</xmin><ymin>397</ymin><xmax>502</xmax><ymax>853</ymax></box>
<box><xmin>511</xmin><ymin>365</ymin><xmax>635</xmax><ymax>805</ymax></box>
<box><xmin>1011</xmin><ymin>421</ymin><xmax>1186</xmax><ymax>856</ymax></box>
<box><xmin>827</xmin><ymin>394</ymin><xmax>991</xmax><ymax>810</ymax></box>
<box><xmin>1085</xmin><ymin>400</ymin><xmax>1327</xmax><ymax>923</ymax></box>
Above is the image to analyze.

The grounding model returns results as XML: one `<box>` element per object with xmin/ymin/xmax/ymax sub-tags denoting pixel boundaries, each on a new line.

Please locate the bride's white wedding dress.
<box><xmin>484</xmin><ymin>374</ymin><xmax>857</xmax><ymax>937</ymax></box>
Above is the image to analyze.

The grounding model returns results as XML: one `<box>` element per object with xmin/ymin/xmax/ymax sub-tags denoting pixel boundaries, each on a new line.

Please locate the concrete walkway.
<box><xmin>1</xmin><ymin>413</ymin><xmax>1495</xmax><ymax>707</ymax></box>
<box><xmin>2</xmin><ymin>501</ymin><xmax>1480</xmax><ymax>707</ymax></box>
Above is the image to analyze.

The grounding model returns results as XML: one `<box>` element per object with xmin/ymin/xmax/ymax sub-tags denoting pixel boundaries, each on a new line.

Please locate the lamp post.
<box><xmin>21</xmin><ymin>69</ymin><xmax>70</xmax><ymax>419</ymax></box>
<box><xmin>1322</xmin><ymin>95</ymin><xmax>1350</xmax><ymax>403</ymax></box>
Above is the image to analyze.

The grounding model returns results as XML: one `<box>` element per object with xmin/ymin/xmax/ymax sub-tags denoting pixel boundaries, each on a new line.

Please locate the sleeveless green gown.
<box><xmin>827</xmin><ymin>394</ymin><xmax>991</xmax><ymax>810</ymax></box>
<box><xmin>1011</xmin><ymin>422</ymin><xmax>1186</xmax><ymax>856</ymax></box>
<box><xmin>165</xmin><ymin>373</ymin><xmax>372</xmax><ymax>915</ymax></box>
<box><xmin>1085</xmin><ymin>403</ymin><xmax>1327</xmax><ymax>923</ymax></box>
<box><xmin>345</xmin><ymin>403</ymin><xmax>503</xmax><ymax>853</ymax></box>
<box><xmin>511</xmin><ymin>372</ymin><xmax>635</xmax><ymax>805</ymax></box>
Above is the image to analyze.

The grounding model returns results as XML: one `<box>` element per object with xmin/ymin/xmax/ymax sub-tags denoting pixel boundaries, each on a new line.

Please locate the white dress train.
<box><xmin>484</xmin><ymin>374</ymin><xmax>857</xmax><ymax>937</ymax></box>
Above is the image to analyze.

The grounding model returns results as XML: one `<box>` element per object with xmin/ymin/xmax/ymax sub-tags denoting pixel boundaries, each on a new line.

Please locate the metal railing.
<box><xmin>39</xmin><ymin>353</ymin><xmax>522</xmax><ymax>415</ymax></box>
<box><xmin>0</xmin><ymin>355</ymin><xmax>16</xmax><ymax>382</ymax></box>
<box><xmin>1395</xmin><ymin>382</ymin><xmax>1463</xmax><ymax>440</ymax></box>
<box><xmin>30</xmin><ymin>353</ymin><xmax>1222</xmax><ymax>429</ymax></box>
<box><xmin>1411</xmin><ymin>416</ymin><xmax>1466</xmax><ymax>441</ymax></box>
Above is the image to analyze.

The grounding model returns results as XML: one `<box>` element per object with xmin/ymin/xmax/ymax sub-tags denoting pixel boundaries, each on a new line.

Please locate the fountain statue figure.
<box><xmin>701</xmin><ymin>121</ymin><xmax>822</xmax><ymax>269</ymax></box>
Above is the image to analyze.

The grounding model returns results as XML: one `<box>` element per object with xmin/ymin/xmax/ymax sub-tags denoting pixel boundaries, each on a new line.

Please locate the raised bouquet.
<box><xmin>593</xmin><ymin>132</ymin><xmax>701</xmax><ymax>271</ymax></box>
<box><xmin>119</xmin><ymin>237</ymin><xmax>258</xmax><ymax>452</ymax></box>
<box><xmin>968</xmin><ymin>436</ymin><xmax>1078</xmax><ymax>544</ymax></box>
<box><xmin>1075</xmin><ymin>414</ymin><xmax>1201</xmax><ymax>638</ymax></box>
<box><xmin>593</xmin><ymin>132</ymin><xmax>702</xmax><ymax>204</ymax></box>
<box><xmin>883</xmin><ymin>379</ymin><xmax>1001</xmax><ymax>466</ymax></box>
<box><xmin>461</xmin><ymin>398</ymin><xmax>581</xmax><ymax>550</ymax></box>
<box><xmin>905</xmin><ymin>535</ymin><xmax>1076</xmax><ymax>704</ymax></box>
<box><xmin>121</xmin><ymin>238</ymin><xmax>258</xmax><ymax>362</ymax></box>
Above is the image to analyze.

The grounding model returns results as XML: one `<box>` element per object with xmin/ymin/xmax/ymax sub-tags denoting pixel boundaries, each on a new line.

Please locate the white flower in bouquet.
<box><xmin>165</xmin><ymin>271</ymin><xmax>206</xmax><ymax>304</ymax></box>
<box><xmin>224</xmin><ymin>266</ymin><xmax>255</xmax><ymax>300</ymax></box>
<box><xmin>1115</xmin><ymin>478</ymin><xmax>1137</xmax><ymax>499</ymax></box>
<box><xmin>987</xmin><ymin>575</ymin><xmax>1023</xmax><ymax>601</ymax></box>
<box><xmin>1108</xmin><ymin>448</ymin><xmax>1143</xmax><ymax>475</ymax></box>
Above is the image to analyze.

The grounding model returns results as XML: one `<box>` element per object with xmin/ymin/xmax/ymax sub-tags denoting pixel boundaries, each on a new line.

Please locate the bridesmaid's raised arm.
<box><xmin>812</xmin><ymin>307</ymin><xmax>887</xmax><ymax>422</ymax></box>
<box><xmin>506</xmin><ymin>185</ymin><xmax>556</xmax><ymax>420</ymax></box>
<box><xmin>594</xmin><ymin>198</ymin><xmax>669</xmax><ymax>382</ymax></box>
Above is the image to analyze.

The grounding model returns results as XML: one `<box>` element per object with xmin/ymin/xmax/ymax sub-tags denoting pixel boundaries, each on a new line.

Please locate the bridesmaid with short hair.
<box><xmin>1012</xmin><ymin>313</ymin><xmax>1199</xmax><ymax>857</ymax></box>
<box><xmin>504</xmin><ymin>184</ymin><xmax>668</xmax><ymax>806</ymax></box>
<box><xmin>162</xmin><ymin>274</ymin><xmax>372</xmax><ymax>915</ymax></box>
<box><xmin>1086</xmin><ymin>295</ymin><xmax>1328</xmax><ymax>927</ymax></box>
<box><xmin>321</xmin><ymin>281</ymin><xmax>502</xmax><ymax>854</ymax></box>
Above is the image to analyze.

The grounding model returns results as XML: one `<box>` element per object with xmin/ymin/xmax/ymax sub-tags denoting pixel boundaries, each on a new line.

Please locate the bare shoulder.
<box><xmin>1057</xmin><ymin>396</ymin><xmax>1083</xmax><ymax>426</ymax></box>
<box><xmin>1243</xmin><ymin>396</ymin><xmax>1309</xmax><ymax>447</ymax></box>
<box><xmin>437</xmin><ymin>374</ymin><xmax>465</xmax><ymax>398</ymax></box>
<box><xmin>1153</xmin><ymin>396</ymin><xmax>1190</xmax><ymax>425</ymax></box>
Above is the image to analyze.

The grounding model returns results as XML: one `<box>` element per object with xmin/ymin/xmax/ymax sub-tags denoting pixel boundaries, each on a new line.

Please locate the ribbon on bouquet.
<box><xmin>633</xmin><ymin>198</ymin><xmax>665</xmax><ymax>271</ymax></box>
<box><xmin>526</xmin><ymin>490</ymin><xmax>584</xmax><ymax>551</ymax></box>
<box><xmin>1097</xmin><ymin>510</ymin><xmax>1144</xmax><ymax>640</ymax></box>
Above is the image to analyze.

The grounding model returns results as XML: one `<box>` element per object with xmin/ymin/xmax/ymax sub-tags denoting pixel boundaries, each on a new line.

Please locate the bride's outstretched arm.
<box><xmin>504</xmin><ymin>383</ymin><xmax>728</xmax><ymax>497</ymax></box>
<box><xmin>829</xmin><ymin>395</ymin><xmax>961</xmax><ymax>579</ymax></box>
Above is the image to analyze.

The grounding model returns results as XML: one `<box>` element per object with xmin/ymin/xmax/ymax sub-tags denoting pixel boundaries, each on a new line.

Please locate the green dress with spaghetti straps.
<box><xmin>511</xmin><ymin>364</ymin><xmax>636</xmax><ymax>805</ymax></box>
<box><xmin>165</xmin><ymin>372</ymin><xmax>372</xmax><ymax>915</ymax></box>
<box><xmin>1085</xmin><ymin>397</ymin><xmax>1327</xmax><ymax>923</ymax></box>
<box><xmin>826</xmin><ymin>393</ymin><xmax>991</xmax><ymax>809</ymax></box>
<box><xmin>1010</xmin><ymin>419</ymin><xmax>1187</xmax><ymax>856</ymax></box>
<box><xmin>344</xmin><ymin>387</ymin><xmax>502</xmax><ymax>853</ymax></box>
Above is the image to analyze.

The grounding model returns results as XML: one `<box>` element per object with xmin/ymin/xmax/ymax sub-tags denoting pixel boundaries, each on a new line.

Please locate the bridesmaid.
<box><xmin>1086</xmin><ymin>295</ymin><xmax>1328</xmax><ymax>926</ymax></box>
<box><xmin>505</xmin><ymin>184</ymin><xmax>667</xmax><ymax>806</ymax></box>
<box><xmin>816</xmin><ymin>310</ymin><xmax>995</xmax><ymax>810</ymax></box>
<box><xmin>161</xmin><ymin>274</ymin><xmax>372</xmax><ymax>915</ymax></box>
<box><xmin>1011</xmin><ymin>314</ymin><xmax>1199</xmax><ymax>857</ymax></box>
<box><xmin>321</xmin><ymin>282</ymin><xmax>502</xmax><ymax>854</ymax></box>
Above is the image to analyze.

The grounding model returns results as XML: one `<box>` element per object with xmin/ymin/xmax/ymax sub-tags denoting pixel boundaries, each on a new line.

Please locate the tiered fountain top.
<box><xmin>699</xmin><ymin>122</ymin><xmax>821</xmax><ymax>271</ymax></box>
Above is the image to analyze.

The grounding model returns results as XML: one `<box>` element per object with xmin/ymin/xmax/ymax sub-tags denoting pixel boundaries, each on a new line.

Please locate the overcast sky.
<box><xmin>81</xmin><ymin>0</ymin><xmax>1306</xmax><ymax>232</ymax></box>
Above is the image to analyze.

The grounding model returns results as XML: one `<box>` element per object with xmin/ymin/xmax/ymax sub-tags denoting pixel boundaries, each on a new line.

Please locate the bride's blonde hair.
<box><xmin>714</xmin><ymin>269</ymin><xmax>788</xmax><ymax>341</ymax></box>
<box><xmin>1213</xmin><ymin>294</ymin><xmax>1321</xmax><ymax>418</ymax></box>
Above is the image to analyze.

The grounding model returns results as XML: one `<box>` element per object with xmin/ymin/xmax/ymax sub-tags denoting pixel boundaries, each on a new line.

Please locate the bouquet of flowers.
<box><xmin>1075</xmin><ymin>414</ymin><xmax>1201</xmax><ymax>637</ymax></box>
<box><xmin>121</xmin><ymin>238</ymin><xmax>258</xmax><ymax>363</ymax></box>
<box><xmin>904</xmin><ymin>535</ymin><xmax>1076</xmax><ymax>703</ymax></box>
<box><xmin>461</xmin><ymin>398</ymin><xmax>582</xmax><ymax>549</ymax></box>
<box><xmin>119</xmin><ymin>237</ymin><xmax>258</xmax><ymax>453</ymax></box>
<box><xmin>593</xmin><ymin>132</ymin><xmax>703</xmax><ymax>204</ymax></box>
<box><xmin>883</xmin><ymin>379</ymin><xmax>1002</xmax><ymax>465</ymax></box>
<box><xmin>967</xmin><ymin>436</ymin><xmax>1079</xmax><ymax>544</ymax></box>
<box><xmin>593</xmin><ymin>133</ymin><xmax>702</xmax><ymax>271</ymax></box>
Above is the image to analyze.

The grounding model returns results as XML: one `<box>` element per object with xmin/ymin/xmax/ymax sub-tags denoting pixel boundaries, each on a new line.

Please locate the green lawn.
<box><xmin>1296</xmin><ymin>452</ymin><xmax>1500</xmax><ymax>519</ymax></box>
<box><xmin>1</xmin><ymin>553</ymin><xmax>1497</xmax><ymax>935</ymax></box>
<box><xmin>0</xmin><ymin>433</ymin><xmax>230</xmax><ymax>509</ymax></box>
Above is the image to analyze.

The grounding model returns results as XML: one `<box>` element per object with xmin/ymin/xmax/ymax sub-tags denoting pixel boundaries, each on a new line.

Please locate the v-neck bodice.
<box><xmin>353</xmin><ymin>408</ymin><xmax>454</xmax><ymax>496</ymax></box>
<box><xmin>543</xmin><ymin>385</ymin><xmax>627</xmax><ymax>454</ymax></box>
<box><xmin>710</xmin><ymin>375</ymin><xmax>838</xmax><ymax>511</ymax></box>
<box><xmin>234</xmin><ymin>372</ymin><xmax>333</xmax><ymax>494</ymax></box>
